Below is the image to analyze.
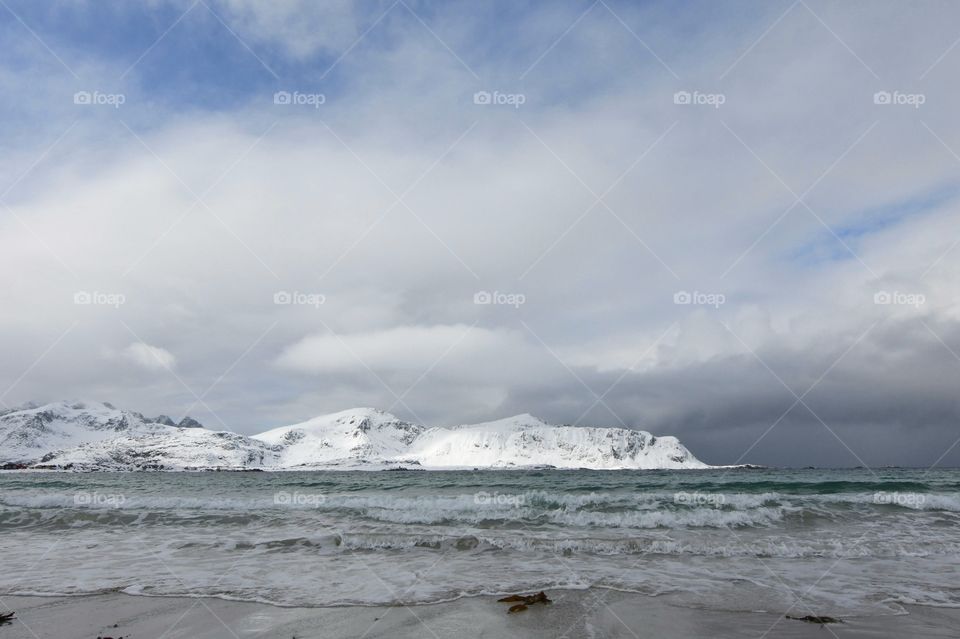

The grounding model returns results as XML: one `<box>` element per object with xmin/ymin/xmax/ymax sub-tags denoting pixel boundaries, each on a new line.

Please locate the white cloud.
<box><xmin>123</xmin><ymin>343</ymin><xmax>177</xmax><ymax>371</ymax></box>
<box><xmin>276</xmin><ymin>324</ymin><xmax>549</xmax><ymax>383</ymax></box>
<box><xmin>213</xmin><ymin>0</ymin><xmax>363</xmax><ymax>59</ymax></box>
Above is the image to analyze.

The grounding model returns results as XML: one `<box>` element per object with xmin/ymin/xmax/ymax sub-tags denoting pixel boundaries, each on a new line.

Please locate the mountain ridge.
<box><xmin>0</xmin><ymin>401</ymin><xmax>710</xmax><ymax>470</ymax></box>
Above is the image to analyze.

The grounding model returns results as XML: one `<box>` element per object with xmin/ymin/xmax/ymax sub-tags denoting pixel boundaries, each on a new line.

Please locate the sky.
<box><xmin>2</xmin><ymin>0</ymin><xmax>960</xmax><ymax>467</ymax></box>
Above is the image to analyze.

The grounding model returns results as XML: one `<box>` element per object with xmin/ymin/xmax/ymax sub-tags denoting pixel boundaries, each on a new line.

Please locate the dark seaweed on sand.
<box><xmin>786</xmin><ymin>614</ymin><xmax>844</xmax><ymax>624</ymax></box>
<box><xmin>498</xmin><ymin>591</ymin><xmax>552</xmax><ymax>614</ymax></box>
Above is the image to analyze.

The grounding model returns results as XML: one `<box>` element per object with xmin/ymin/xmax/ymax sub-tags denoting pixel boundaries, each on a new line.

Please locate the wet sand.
<box><xmin>2</xmin><ymin>591</ymin><xmax>959</xmax><ymax>638</ymax></box>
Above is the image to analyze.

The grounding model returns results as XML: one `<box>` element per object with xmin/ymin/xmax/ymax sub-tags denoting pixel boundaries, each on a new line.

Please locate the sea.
<box><xmin>1</xmin><ymin>468</ymin><xmax>958</xmax><ymax>616</ymax></box>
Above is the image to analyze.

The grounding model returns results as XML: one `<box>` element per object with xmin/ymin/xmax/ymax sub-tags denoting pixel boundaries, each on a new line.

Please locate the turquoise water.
<box><xmin>1</xmin><ymin>468</ymin><xmax>958</xmax><ymax>614</ymax></box>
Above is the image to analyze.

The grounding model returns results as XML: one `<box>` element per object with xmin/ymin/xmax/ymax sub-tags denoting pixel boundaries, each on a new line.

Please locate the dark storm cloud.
<box><xmin>495</xmin><ymin>315</ymin><xmax>960</xmax><ymax>467</ymax></box>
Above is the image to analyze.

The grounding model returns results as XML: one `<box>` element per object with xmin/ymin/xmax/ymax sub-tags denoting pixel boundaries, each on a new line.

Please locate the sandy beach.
<box><xmin>2</xmin><ymin>591</ymin><xmax>959</xmax><ymax>639</ymax></box>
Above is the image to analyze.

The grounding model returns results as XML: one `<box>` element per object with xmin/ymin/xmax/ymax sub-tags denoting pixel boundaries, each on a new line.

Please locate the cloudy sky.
<box><xmin>2</xmin><ymin>0</ymin><xmax>960</xmax><ymax>467</ymax></box>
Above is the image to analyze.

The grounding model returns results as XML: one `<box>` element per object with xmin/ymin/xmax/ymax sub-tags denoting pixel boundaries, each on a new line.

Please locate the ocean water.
<box><xmin>2</xmin><ymin>468</ymin><xmax>959</xmax><ymax>615</ymax></box>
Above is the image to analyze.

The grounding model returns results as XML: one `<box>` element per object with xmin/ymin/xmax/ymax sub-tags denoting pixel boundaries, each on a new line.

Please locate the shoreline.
<box><xmin>6</xmin><ymin>584</ymin><xmax>950</xmax><ymax>613</ymax></box>
<box><xmin>3</xmin><ymin>590</ymin><xmax>960</xmax><ymax>638</ymax></box>
<box><xmin>1</xmin><ymin>464</ymin><xmax>762</xmax><ymax>472</ymax></box>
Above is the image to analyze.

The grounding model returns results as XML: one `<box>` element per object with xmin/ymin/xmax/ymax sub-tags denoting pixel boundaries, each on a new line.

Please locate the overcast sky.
<box><xmin>1</xmin><ymin>0</ymin><xmax>960</xmax><ymax>467</ymax></box>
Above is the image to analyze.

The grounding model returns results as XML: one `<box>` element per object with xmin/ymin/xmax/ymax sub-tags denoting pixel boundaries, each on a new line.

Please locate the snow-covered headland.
<box><xmin>0</xmin><ymin>401</ymin><xmax>710</xmax><ymax>471</ymax></box>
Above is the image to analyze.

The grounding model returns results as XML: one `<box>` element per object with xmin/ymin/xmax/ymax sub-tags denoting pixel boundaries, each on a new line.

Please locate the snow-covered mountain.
<box><xmin>408</xmin><ymin>414</ymin><xmax>707</xmax><ymax>469</ymax></box>
<box><xmin>0</xmin><ymin>401</ymin><xmax>180</xmax><ymax>465</ymax></box>
<box><xmin>252</xmin><ymin>408</ymin><xmax>424</xmax><ymax>468</ymax></box>
<box><xmin>36</xmin><ymin>428</ymin><xmax>278</xmax><ymax>471</ymax></box>
<box><xmin>0</xmin><ymin>401</ymin><xmax>236</xmax><ymax>470</ymax></box>
<box><xmin>0</xmin><ymin>402</ymin><xmax>710</xmax><ymax>470</ymax></box>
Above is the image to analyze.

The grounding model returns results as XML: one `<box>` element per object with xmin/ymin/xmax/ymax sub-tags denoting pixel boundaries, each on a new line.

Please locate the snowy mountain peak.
<box><xmin>322</xmin><ymin>407</ymin><xmax>405</xmax><ymax>429</ymax></box>
<box><xmin>177</xmin><ymin>416</ymin><xmax>204</xmax><ymax>429</ymax></box>
<box><xmin>34</xmin><ymin>400</ymin><xmax>114</xmax><ymax>414</ymax></box>
<box><xmin>0</xmin><ymin>401</ymin><xmax>166</xmax><ymax>464</ymax></box>
<box><xmin>408</xmin><ymin>417</ymin><xmax>707</xmax><ymax>470</ymax></box>
<box><xmin>252</xmin><ymin>407</ymin><xmax>425</xmax><ymax>468</ymax></box>
<box><xmin>455</xmin><ymin>413</ymin><xmax>549</xmax><ymax>430</ymax></box>
<box><xmin>5</xmin><ymin>399</ymin><xmax>136</xmax><ymax>425</ymax></box>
